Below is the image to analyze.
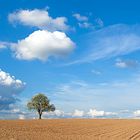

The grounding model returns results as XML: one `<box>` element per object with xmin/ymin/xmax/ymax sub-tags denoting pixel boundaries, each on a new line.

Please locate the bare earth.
<box><xmin>1</xmin><ymin>119</ymin><xmax>140</xmax><ymax>140</ymax></box>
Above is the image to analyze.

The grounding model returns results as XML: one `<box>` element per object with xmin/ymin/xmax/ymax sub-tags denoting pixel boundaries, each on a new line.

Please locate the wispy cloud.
<box><xmin>91</xmin><ymin>69</ymin><xmax>102</xmax><ymax>75</ymax></box>
<box><xmin>95</xmin><ymin>18</ymin><xmax>104</xmax><ymax>28</ymax></box>
<box><xmin>0</xmin><ymin>42</ymin><xmax>11</xmax><ymax>49</ymax></box>
<box><xmin>67</xmin><ymin>24</ymin><xmax>140</xmax><ymax>65</ymax></box>
<box><xmin>115</xmin><ymin>58</ymin><xmax>139</xmax><ymax>68</ymax></box>
<box><xmin>49</xmin><ymin>71</ymin><xmax>140</xmax><ymax>113</ymax></box>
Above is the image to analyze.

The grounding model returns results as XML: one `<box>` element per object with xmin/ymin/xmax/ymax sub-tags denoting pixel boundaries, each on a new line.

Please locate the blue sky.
<box><xmin>1</xmin><ymin>0</ymin><xmax>140</xmax><ymax>119</ymax></box>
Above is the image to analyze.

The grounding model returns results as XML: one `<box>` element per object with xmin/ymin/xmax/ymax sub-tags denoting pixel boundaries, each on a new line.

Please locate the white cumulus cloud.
<box><xmin>8</xmin><ymin>9</ymin><xmax>69</xmax><ymax>31</ymax></box>
<box><xmin>19</xmin><ymin>114</ymin><xmax>25</xmax><ymax>120</ymax></box>
<box><xmin>133</xmin><ymin>110</ymin><xmax>140</xmax><ymax>117</ymax></box>
<box><xmin>78</xmin><ymin>22</ymin><xmax>93</xmax><ymax>29</ymax></box>
<box><xmin>72</xmin><ymin>109</ymin><xmax>84</xmax><ymax>117</ymax></box>
<box><xmin>11</xmin><ymin>30</ymin><xmax>75</xmax><ymax>61</ymax></box>
<box><xmin>0</xmin><ymin>69</ymin><xmax>26</xmax><ymax>110</ymax></box>
<box><xmin>43</xmin><ymin>109</ymin><xmax>65</xmax><ymax>118</ymax></box>
<box><xmin>87</xmin><ymin>109</ymin><xmax>117</xmax><ymax>117</ymax></box>
<box><xmin>73</xmin><ymin>13</ymin><xmax>103</xmax><ymax>29</ymax></box>
<box><xmin>73</xmin><ymin>13</ymin><xmax>88</xmax><ymax>22</ymax></box>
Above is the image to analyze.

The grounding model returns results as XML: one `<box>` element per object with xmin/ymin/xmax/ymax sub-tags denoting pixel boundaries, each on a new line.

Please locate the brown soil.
<box><xmin>1</xmin><ymin>119</ymin><xmax>140</xmax><ymax>140</ymax></box>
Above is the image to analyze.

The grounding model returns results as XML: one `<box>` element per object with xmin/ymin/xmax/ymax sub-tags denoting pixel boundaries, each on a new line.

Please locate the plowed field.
<box><xmin>1</xmin><ymin>119</ymin><xmax>140</xmax><ymax>140</ymax></box>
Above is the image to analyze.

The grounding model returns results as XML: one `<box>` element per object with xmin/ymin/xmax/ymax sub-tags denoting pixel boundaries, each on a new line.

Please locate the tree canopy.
<box><xmin>27</xmin><ymin>93</ymin><xmax>55</xmax><ymax>119</ymax></box>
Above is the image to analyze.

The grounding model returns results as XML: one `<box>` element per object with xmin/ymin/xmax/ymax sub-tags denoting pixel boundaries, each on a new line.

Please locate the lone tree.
<box><xmin>27</xmin><ymin>93</ymin><xmax>55</xmax><ymax>119</ymax></box>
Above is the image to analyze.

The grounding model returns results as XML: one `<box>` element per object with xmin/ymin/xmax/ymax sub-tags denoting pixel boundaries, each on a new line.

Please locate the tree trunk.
<box><xmin>39</xmin><ymin>113</ymin><xmax>42</xmax><ymax>119</ymax></box>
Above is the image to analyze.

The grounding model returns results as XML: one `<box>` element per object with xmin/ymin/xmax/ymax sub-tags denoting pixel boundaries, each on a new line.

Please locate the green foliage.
<box><xmin>27</xmin><ymin>93</ymin><xmax>55</xmax><ymax>119</ymax></box>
